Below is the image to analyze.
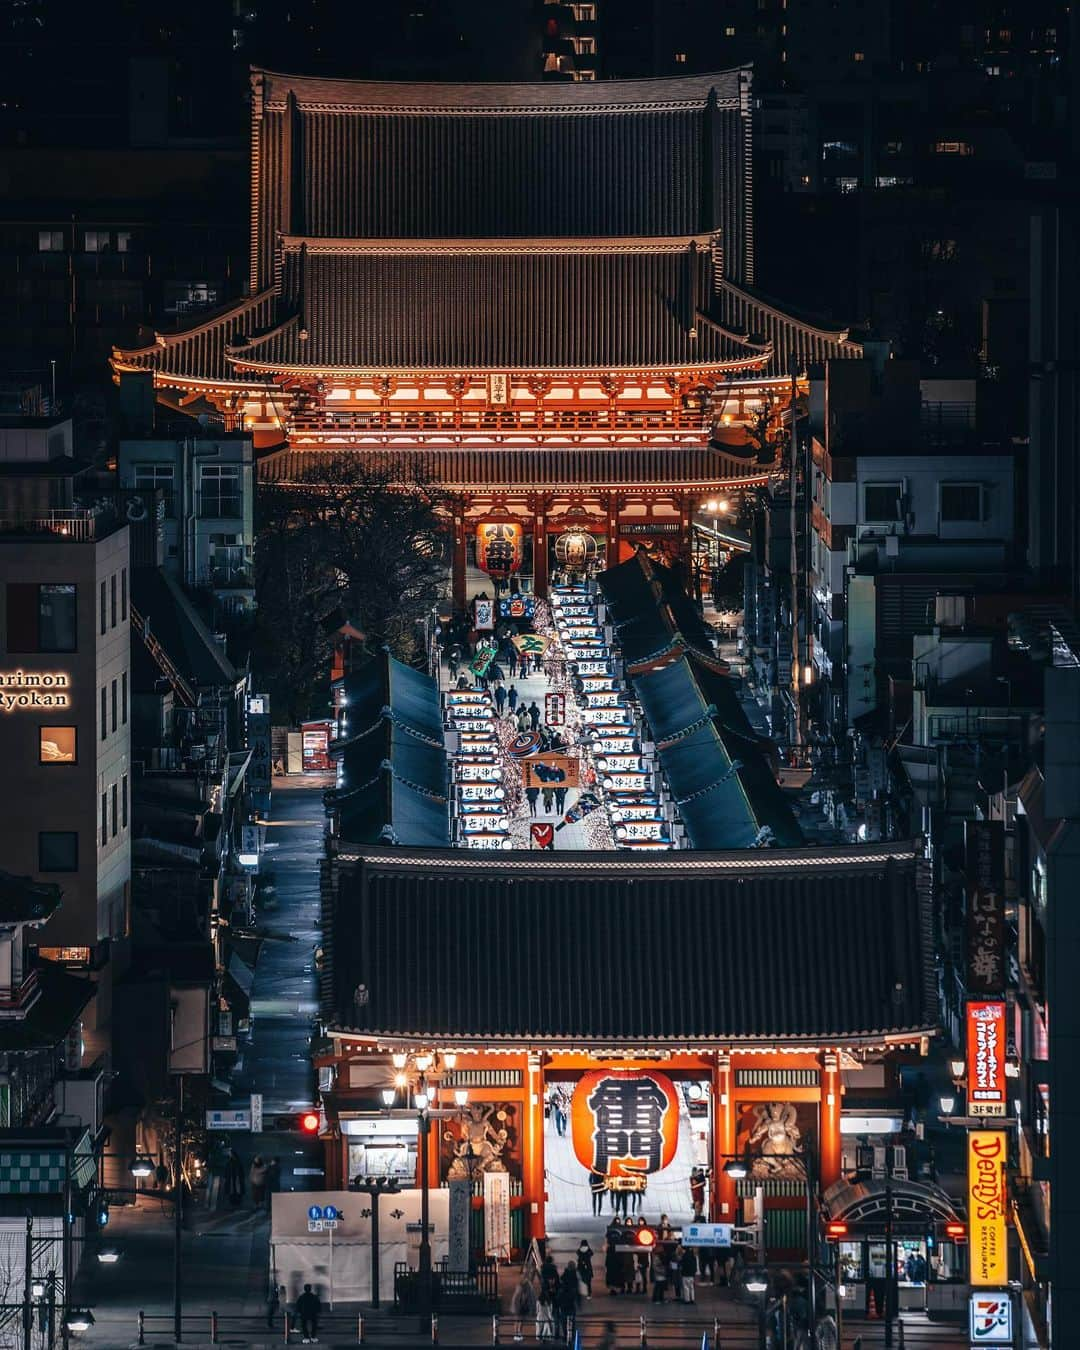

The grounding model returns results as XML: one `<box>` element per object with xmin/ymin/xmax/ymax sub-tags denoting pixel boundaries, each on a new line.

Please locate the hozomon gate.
<box><xmin>112</xmin><ymin>68</ymin><xmax>860</xmax><ymax>600</ymax></box>
<box><xmin>316</xmin><ymin>843</ymin><xmax>936</xmax><ymax>1255</ymax></box>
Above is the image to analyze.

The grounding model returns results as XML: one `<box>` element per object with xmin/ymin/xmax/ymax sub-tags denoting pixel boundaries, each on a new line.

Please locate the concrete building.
<box><xmin>0</xmin><ymin>422</ymin><xmax>131</xmax><ymax>1064</ymax></box>
<box><xmin>117</xmin><ymin>433</ymin><xmax>255</xmax><ymax>618</ymax></box>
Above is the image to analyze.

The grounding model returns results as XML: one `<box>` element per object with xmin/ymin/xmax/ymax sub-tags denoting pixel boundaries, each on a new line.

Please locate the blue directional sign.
<box><xmin>308</xmin><ymin>1205</ymin><xmax>324</xmax><ymax>1222</ymax></box>
<box><xmin>324</xmin><ymin>1204</ymin><xmax>340</xmax><ymax>1221</ymax></box>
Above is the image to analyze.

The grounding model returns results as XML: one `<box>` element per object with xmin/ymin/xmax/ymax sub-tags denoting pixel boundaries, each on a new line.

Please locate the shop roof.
<box><xmin>0</xmin><ymin>967</ymin><xmax>94</xmax><ymax>1053</ymax></box>
<box><xmin>0</xmin><ymin>871</ymin><xmax>62</xmax><ymax>925</ymax></box>
<box><xmin>325</xmin><ymin>844</ymin><xmax>934</xmax><ymax>1046</ymax></box>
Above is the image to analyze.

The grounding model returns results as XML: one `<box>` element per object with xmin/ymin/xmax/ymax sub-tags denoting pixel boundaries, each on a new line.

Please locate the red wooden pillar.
<box><xmin>712</xmin><ymin>1054</ymin><xmax>736</xmax><ymax>1219</ymax></box>
<box><xmin>820</xmin><ymin>1051</ymin><xmax>842</xmax><ymax>1188</ymax></box>
<box><xmin>606</xmin><ymin>494</ymin><xmax>619</xmax><ymax>570</ymax></box>
<box><xmin>452</xmin><ymin>505</ymin><xmax>467</xmax><ymax>612</ymax></box>
<box><xmin>532</xmin><ymin>504</ymin><xmax>548</xmax><ymax>598</ymax></box>
<box><xmin>523</xmin><ymin>1052</ymin><xmax>546</xmax><ymax>1240</ymax></box>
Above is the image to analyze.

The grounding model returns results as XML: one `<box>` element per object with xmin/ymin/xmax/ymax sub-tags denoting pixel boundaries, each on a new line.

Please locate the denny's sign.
<box><xmin>0</xmin><ymin>670</ymin><xmax>71</xmax><ymax>712</ymax></box>
<box><xmin>968</xmin><ymin>1130</ymin><xmax>1008</xmax><ymax>1286</ymax></box>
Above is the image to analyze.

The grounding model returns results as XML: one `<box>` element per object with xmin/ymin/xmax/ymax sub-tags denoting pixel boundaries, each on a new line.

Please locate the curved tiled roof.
<box><xmin>323</xmin><ymin>844</ymin><xmax>935</xmax><ymax>1045</ymax></box>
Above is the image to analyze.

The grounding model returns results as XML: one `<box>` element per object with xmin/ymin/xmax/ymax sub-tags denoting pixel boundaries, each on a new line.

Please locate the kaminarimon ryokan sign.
<box><xmin>0</xmin><ymin>670</ymin><xmax>71</xmax><ymax>712</ymax></box>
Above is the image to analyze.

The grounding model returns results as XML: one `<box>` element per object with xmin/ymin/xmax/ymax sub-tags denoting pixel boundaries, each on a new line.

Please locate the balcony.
<box><xmin>200</xmin><ymin>567</ymin><xmax>253</xmax><ymax>592</ymax></box>
<box><xmin>0</xmin><ymin>969</ymin><xmax>41</xmax><ymax>1014</ymax></box>
<box><xmin>0</xmin><ymin>505</ymin><xmax>118</xmax><ymax>541</ymax></box>
<box><xmin>196</xmin><ymin>493</ymin><xmax>243</xmax><ymax>520</ymax></box>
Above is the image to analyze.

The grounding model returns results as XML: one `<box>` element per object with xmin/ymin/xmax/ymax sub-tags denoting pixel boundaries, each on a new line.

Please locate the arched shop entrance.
<box><xmin>543</xmin><ymin>1064</ymin><xmax>713</xmax><ymax>1238</ymax></box>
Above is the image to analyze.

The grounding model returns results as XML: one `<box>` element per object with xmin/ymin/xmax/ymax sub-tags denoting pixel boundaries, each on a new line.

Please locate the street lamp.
<box><xmin>96</xmin><ymin>1249</ymin><xmax>121</xmax><ymax>1265</ymax></box>
<box><xmin>129</xmin><ymin>1155</ymin><xmax>154</xmax><ymax>1179</ymax></box>
<box><xmin>939</xmin><ymin>1094</ymin><xmax>956</xmax><ymax>1115</ymax></box>
<box><xmin>744</xmin><ymin>1273</ymin><xmax>769</xmax><ymax>1350</ymax></box>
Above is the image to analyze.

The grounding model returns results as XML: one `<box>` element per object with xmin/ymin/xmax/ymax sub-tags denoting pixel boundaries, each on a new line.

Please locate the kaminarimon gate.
<box><xmin>315</xmin><ymin>843</ymin><xmax>937</xmax><ymax>1258</ymax></box>
<box><xmin>111</xmin><ymin>67</ymin><xmax>861</xmax><ymax>601</ymax></box>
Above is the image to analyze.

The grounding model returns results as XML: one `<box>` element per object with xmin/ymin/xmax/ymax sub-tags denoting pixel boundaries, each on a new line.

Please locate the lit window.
<box><xmin>725</xmin><ymin>26</ymin><xmax>736</xmax><ymax>36</ymax></box>
<box><xmin>39</xmin><ymin>831</ymin><xmax>78</xmax><ymax>873</ymax></box>
<box><xmin>836</xmin><ymin>177</ymin><xmax>859</xmax><ymax>193</ymax></box>
<box><xmin>38</xmin><ymin>230</ymin><xmax>64</xmax><ymax>252</ymax></box>
<box><xmin>39</xmin><ymin>946</ymin><xmax>91</xmax><ymax>964</ymax></box>
<box><xmin>576</xmin><ymin>35</ymin><xmax>596</xmax><ymax>54</ymax></box>
<box><xmin>117</xmin><ymin>232</ymin><xmax>132</xmax><ymax>253</ymax></box>
<box><xmin>854</xmin><ymin>51</ymin><xmax>865</xmax><ymax>61</ymax></box>
<box><xmin>83</xmin><ymin>230</ymin><xmax>111</xmax><ymax>253</ymax></box>
<box><xmin>934</xmin><ymin>141</ymin><xmax>973</xmax><ymax>155</ymax></box>
<box><xmin>674</xmin><ymin>52</ymin><xmax>687</xmax><ymax>63</ymax></box>
<box><xmin>40</xmin><ymin>727</ymin><xmax>77</xmax><ymax>764</ymax></box>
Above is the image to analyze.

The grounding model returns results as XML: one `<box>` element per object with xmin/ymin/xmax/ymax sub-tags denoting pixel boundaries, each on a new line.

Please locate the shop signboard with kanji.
<box><xmin>966</xmin><ymin>1001</ymin><xmax>1007</xmax><ymax>1116</ymax></box>
<box><xmin>968</xmin><ymin>1131</ymin><xmax>1008</xmax><ymax>1286</ymax></box>
<box><xmin>544</xmin><ymin>692</ymin><xmax>566</xmax><ymax>726</ymax></box>
<box><xmin>965</xmin><ymin>820</ymin><xmax>1006</xmax><ymax>996</ymax></box>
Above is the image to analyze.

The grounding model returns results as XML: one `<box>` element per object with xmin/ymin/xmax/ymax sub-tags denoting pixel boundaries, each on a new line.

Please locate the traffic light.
<box><xmin>634</xmin><ymin>1226</ymin><xmax>656</xmax><ymax>1248</ymax></box>
<box><xmin>273</xmin><ymin>1110</ymin><xmax>322</xmax><ymax>1133</ymax></box>
<box><xmin>824</xmin><ymin>1221</ymin><xmax>848</xmax><ymax>1240</ymax></box>
<box><xmin>945</xmin><ymin>1222</ymin><xmax>967</xmax><ymax>1241</ymax></box>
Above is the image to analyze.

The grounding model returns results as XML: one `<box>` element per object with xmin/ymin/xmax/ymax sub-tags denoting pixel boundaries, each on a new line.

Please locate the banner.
<box><xmin>483</xmin><ymin>1171</ymin><xmax>511</xmax><ymax>1260</ymax></box>
<box><xmin>555</xmin><ymin>791</ymin><xmax>601</xmax><ymax>831</ymax></box>
<box><xmin>473</xmin><ymin>598</ymin><xmax>495</xmax><ymax>631</ymax></box>
<box><xmin>512</xmin><ymin>633</ymin><xmax>550</xmax><ymax>657</ymax></box>
<box><xmin>965</xmin><ymin>820</ymin><xmax>1006</xmax><ymax>996</ymax></box>
<box><xmin>966</xmin><ymin>1001</ymin><xmax>1007</xmax><ymax>1116</ymax></box>
<box><xmin>530</xmin><ymin>822</ymin><xmax>555</xmax><ymax>850</ymax></box>
<box><xmin>447</xmin><ymin>1178</ymin><xmax>471</xmax><ymax>1273</ymax></box>
<box><xmin>470</xmin><ymin>640</ymin><xmax>498</xmax><ymax>676</ymax></box>
<box><xmin>523</xmin><ymin>755</ymin><xmax>580</xmax><ymax>789</ymax></box>
<box><xmin>968</xmin><ymin>1131</ymin><xmax>1007</xmax><ymax>1287</ymax></box>
<box><xmin>544</xmin><ymin>692</ymin><xmax>566</xmax><ymax>726</ymax></box>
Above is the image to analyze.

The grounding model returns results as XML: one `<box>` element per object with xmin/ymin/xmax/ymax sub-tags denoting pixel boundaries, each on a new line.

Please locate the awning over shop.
<box><xmin>600</xmin><ymin>551</ymin><xmax>721</xmax><ymax>672</ymax></box>
<box><xmin>822</xmin><ymin>1177</ymin><xmax>964</xmax><ymax>1235</ymax></box>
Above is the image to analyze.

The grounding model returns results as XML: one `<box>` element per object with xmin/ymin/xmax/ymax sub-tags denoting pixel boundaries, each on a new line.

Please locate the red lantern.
<box><xmin>570</xmin><ymin>1070</ymin><xmax>680</xmax><ymax>1177</ymax></box>
<box><xmin>475</xmin><ymin>521</ymin><xmax>523</xmax><ymax>578</ymax></box>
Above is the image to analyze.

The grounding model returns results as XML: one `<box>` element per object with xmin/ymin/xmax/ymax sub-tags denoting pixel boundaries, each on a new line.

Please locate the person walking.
<box><xmin>519</xmin><ymin>651</ymin><xmax>531</xmax><ymax>680</ymax></box>
<box><xmin>689</xmin><ymin>1167</ymin><xmax>707</xmax><ymax>1216</ymax></box>
<box><xmin>225</xmin><ymin>1148</ymin><xmax>244</xmax><ymax>1207</ymax></box>
<box><xmin>507</xmin><ymin>684</ymin><xmax>519</xmax><ymax>714</ymax></box>
<box><xmin>589</xmin><ymin>1169</ymin><xmax>606</xmax><ymax>1217</ymax></box>
<box><xmin>679</xmin><ymin>1246</ymin><xmax>697</xmax><ymax>1304</ymax></box>
<box><xmin>556</xmin><ymin>1261</ymin><xmax>579</xmax><ymax>1341</ymax></box>
<box><xmin>249</xmin><ymin>1156</ymin><xmax>269</xmax><ymax>1207</ymax></box>
<box><xmin>649</xmin><ymin>1250</ymin><xmax>667</xmax><ymax>1303</ymax></box>
<box><xmin>533</xmin><ymin>651</ymin><xmax>544</xmax><ymax>675</ymax></box>
<box><xmin>267</xmin><ymin>1156</ymin><xmax>281</xmax><ymax>1202</ymax></box>
<box><xmin>528</xmin><ymin>701</ymin><xmax>541</xmax><ymax>730</ymax></box>
<box><xmin>266</xmin><ymin>1284</ymin><xmax>285</xmax><ymax>1330</ymax></box>
<box><xmin>517</xmin><ymin>707</ymin><xmax>530</xmax><ymax>734</ymax></box>
<box><xmin>295</xmin><ymin>1283</ymin><xmax>321</xmax><ymax>1344</ymax></box>
<box><xmin>576</xmin><ymin>1239</ymin><xmax>594</xmax><ymax>1297</ymax></box>
<box><xmin>554</xmin><ymin>785</ymin><xmax>568</xmax><ymax>814</ymax></box>
<box><xmin>598</xmin><ymin>1321</ymin><xmax>618</xmax><ymax>1350</ymax></box>
<box><xmin>526</xmin><ymin>786</ymin><xmax>540</xmax><ymax>816</ymax></box>
<box><xmin>542</xmin><ymin>787</ymin><xmax>555</xmax><ymax>815</ymax></box>
<box><xmin>605</xmin><ymin>1238</ymin><xmax>623</xmax><ymax>1295</ymax></box>
<box><xmin>510</xmin><ymin>1272</ymin><xmax>537</xmax><ymax>1341</ymax></box>
<box><xmin>448</xmin><ymin>651</ymin><xmax>460</xmax><ymax>682</ymax></box>
<box><xmin>494</xmin><ymin>682</ymin><xmax>507</xmax><ymax>715</ymax></box>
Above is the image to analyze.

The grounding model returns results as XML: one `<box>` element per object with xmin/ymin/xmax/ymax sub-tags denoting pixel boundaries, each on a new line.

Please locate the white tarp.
<box><xmin>270</xmin><ymin>1188</ymin><xmax>450</xmax><ymax>1306</ymax></box>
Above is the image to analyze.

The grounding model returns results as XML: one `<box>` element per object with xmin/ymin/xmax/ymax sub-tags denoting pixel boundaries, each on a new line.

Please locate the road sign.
<box><xmin>308</xmin><ymin>1205</ymin><xmax>324</xmax><ymax>1221</ymax></box>
<box><xmin>250</xmin><ymin>1093</ymin><xmax>263</xmax><ymax>1134</ymax></box>
<box><xmin>683</xmin><ymin>1222</ymin><xmax>733</xmax><ymax>1247</ymax></box>
<box><xmin>205</xmin><ymin>1108</ymin><xmax>251</xmax><ymax>1132</ymax></box>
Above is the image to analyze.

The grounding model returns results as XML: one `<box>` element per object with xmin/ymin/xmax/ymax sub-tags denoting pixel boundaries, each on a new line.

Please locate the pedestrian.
<box><xmin>528</xmin><ymin>701</ymin><xmax>541</xmax><ymax>730</ymax></box>
<box><xmin>267</xmin><ymin>1156</ymin><xmax>281</xmax><ymax>1201</ymax></box>
<box><xmin>533</xmin><ymin>651</ymin><xmax>544</xmax><ymax>675</ymax></box>
<box><xmin>526</xmin><ymin>786</ymin><xmax>540</xmax><ymax>816</ymax></box>
<box><xmin>517</xmin><ymin>708</ymin><xmax>530</xmax><ymax>734</ymax></box>
<box><xmin>266</xmin><ymin>1284</ymin><xmax>285</xmax><ymax>1330</ymax></box>
<box><xmin>295</xmin><ymin>1283</ymin><xmax>321</xmax><ymax>1344</ymax></box>
<box><xmin>556</xmin><ymin>1261</ymin><xmax>579</xmax><ymax>1341</ymax></box>
<box><xmin>679</xmin><ymin>1246</ymin><xmax>697</xmax><ymax>1304</ymax></box>
<box><xmin>598</xmin><ymin>1320</ymin><xmax>618</xmax><ymax>1350</ymax></box>
<box><xmin>225</xmin><ymin>1148</ymin><xmax>244</xmax><ymax>1207</ymax></box>
<box><xmin>520</xmin><ymin>652</ymin><xmax>531</xmax><ymax>680</ymax></box>
<box><xmin>249</xmin><ymin>1155</ymin><xmax>269</xmax><ymax>1206</ymax></box>
<box><xmin>510</xmin><ymin>1272</ymin><xmax>537</xmax><ymax>1341</ymax></box>
<box><xmin>690</xmin><ymin>1167</ymin><xmax>706</xmax><ymax>1215</ymax></box>
<box><xmin>449</xmin><ymin>652</ymin><xmax>459</xmax><ymax>682</ymax></box>
<box><xmin>649</xmin><ymin>1250</ymin><xmax>667</xmax><ymax>1303</ymax></box>
<box><xmin>554</xmin><ymin>785</ymin><xmax>567</xmax><ymax>814</ymax></box>
<box><xmin>508</xmin><ymin>684</ymin><xmax>519</xmax><ymax>713</ymax></box>
<box><xmin>576</xmin><ymin>1239</ymin><xmax>594</xmax><ymax>1297</ymax></box>
<box><xmin>494</xmin><ymin>683</ymin><xmax>507</xmax><ymax>715</ymax></box>
<box><xmin>605</xmin><ymin>1239</ymin><xmax>623</xmax><ymax>1296</ymax></box>
<box><xmin>589</xmin><ymin>1168</ymin><xmax>606</xmax><ymax>1217</ymax></box>
<box><xmin>542</xmin><ymin>787</ymin><xmax>554</xmax><ymax>814</ymax></box>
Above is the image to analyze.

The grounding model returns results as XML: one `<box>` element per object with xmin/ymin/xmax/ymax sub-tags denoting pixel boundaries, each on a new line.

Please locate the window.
<box><xmin>111</xmin><ymin>678</ymin><xmax>117</xmax><ymax>733</ymax></box>
<box><xmin>864</xmin><ymin>482</ymin><xmax>903</xmax><ymax>521</ymax></box>
<box><xmin>38</xmin><ymin>946</ymin><xmax>90</xmax><ymax>964</ymax></box>
<box><xmin>101</xmin><ymin>792</ymin><xmax>108</xmax><ymax>848</ymax></box>
<box><xmin>922</xmin><ymin>238</ymin><xmax>958</xmax><ymax>262</ymax></box>
<box><xmin>99</xmin><ymin>580</ymin><xmax>106</xmax><ymax>636</ymax></box>
<box><xmin>83</xmin><ymin>230</ymin><xmax>110</xmax><ymax>253</ymax></box>
<box><xmin>121</xmin><ymin>671</ymin><xmax>128</xmax><ymax>725</ymax></box>
<box><xmin>40</xmin><ymin>727</ymin><xmax>77</xmax><ymax>764</ymax></box>
<box><xmin>100</xmin><ymin>687</ymin><xmax>107</xmax><ymax>742</ymax></box>
<box><xmin>39</xmin><ymin>831</ymin><xmax>78</xmax><ymax>872</ymax></box>
<box><xmin>38</xmin><ymin>230</ymin><xmax>64</xmax><ymax>252</ymax></box>
<box><xmin>934</xmin><ymin>141</ymin><xmax>974</xmax><ymax>155</ymax></box>
<box><xmin>121</xmin><ymin>568</ymin><xmax>127</xmax><ymax>621</ymax></box>
<box><xmin>576</xmin><ymin>35</ymin><xmax>596</xmax><ymax>54</ymax></box>
<box><xmin>5</xmin><ymin>582</ymin><xmax>77</xmax><ymax>653</ymax></box>
<box><xmin>674</xmin><ymin>51</ymin><xmax>687</xmax><ymax>62</ymax></box>
<box><xmin>111</xmin><ymin>784</ymin><xmax>118</xmax><ymax>839</ymax></box>
<box><xmin>121</xmin><ymin>773</ymin><xmax>128</xmax><ymax>829</ymax></box>
<box><xmin>725</xmin><ymin>25</ymin><xmax>736</xmax><ymax>36</ymax></box>
<box><xmin>854</xmin><ymin>51</ymin><xmax>865</xmax><ymax>61</ymax></box>
<box><xmin>116</xmin><ymin>231</ymin><xmax>133</xmax><ymax>253</ymax></box>
<box><xmin>199</xmin><ymin>464</ymin><xmax>242</xmax><ymax>517</ymax></box>
<box><xmin>110</xmin><ymin>574</ymin><xmax>117</xmax><ymax>628</ymax></box>
<box><xmin>940</xmin><ymin>482</ymin><xmax>984</xmax><ymax>522</ymax></box>
<box><xmin>133</xmin><ymin>463</ymin><xmax>175</xmax><ymax>516</ymax></box>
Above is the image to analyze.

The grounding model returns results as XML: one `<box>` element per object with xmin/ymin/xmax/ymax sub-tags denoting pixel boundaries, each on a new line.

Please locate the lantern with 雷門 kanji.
<box><xmin>476</xmin><ymin>521</ymin><xmax>523</xmax><ymax>578</ymax></box>
<box><xmin>570</xmin><ymin>1069</ymin><xmax>679</xmax><ymax>1177</ymax></box>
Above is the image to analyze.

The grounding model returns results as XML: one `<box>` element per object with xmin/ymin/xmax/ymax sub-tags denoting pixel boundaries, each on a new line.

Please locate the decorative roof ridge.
<box><xmin>695</xmin><ymin>308</ymin><xmax>772</xmax><ymax>353</ymax></box>
<box><xmin>227</xmin><ymin>354</ymin><xmax>771</xmax><ymax>377</ymax></box>
<box><xmin>255</xmin><ymin>66</ymin><xmax>750</xmax><ymax>114</ymax></box>
<box><xmin>716</xmin><ymin>277</ymin><xmax>856</xmax><ymax>346</ymax></box>
<box><xmin>280</xmin><ymin>233</ymin><xmax>714</xmax><ymax>257</ymax></box>
<box><xmin>114</xmin><ymin>287</ymin><xmax>278</xmax><ymax>359</ymax></box>
<box><xmin>225</xmin><ymin>308</ymin><xmax>300</xmax><ymax>355</ymax></box>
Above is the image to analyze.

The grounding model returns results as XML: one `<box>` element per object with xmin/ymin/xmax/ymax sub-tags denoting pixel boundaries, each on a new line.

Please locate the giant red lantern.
<box><xmin>570</xmin><ymin>1070</ymin><xmax>680</xmax><ymax>1177</ymax></box>
<box><xmin>475</xmin><ymin>521</ymin><xmax>523</xmax><ymax>578</ymax></box>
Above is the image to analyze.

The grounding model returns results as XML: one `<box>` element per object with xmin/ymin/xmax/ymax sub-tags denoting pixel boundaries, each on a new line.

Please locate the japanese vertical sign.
<box><xmin>966</xmin><ymin>1001</ymin><xmax>1007</xmax><ymax>1116</ymax></box>
<box><xmin>245</xmin><ymin>693</ymin><xmax>271</xmax><ymax>810</ymax></box>
<box><xmin>544</xmin><ymin>692</ymin><xmax>566</xmax><ymax>726</ymax></box>
<box><xmin>473</xmin><ymin>597</ymin><xmax>495</xmax><ymax>631</ymax></box>
<box><xmin>965</xmin><ymin>820</ymin><xmax>1005</xmax><ymax>996</ymax></box>
<box><xmin>483</xmin><ymin>1170</ymin><xmax>511</xmax><ymax>1260</ymax></box>
<box><xmin>968</xmin><ymin>1130</ymin><xmax>1008</xmax><ymax>1286</ymax></box>
<box><xmin>487</xmin><ymin>373</ymin><xmax>510</xmax><ymax>406</ymax></box>
<box><xmin>570</xmin><ymin>1070</ymin><xmax>679</xmax><ymax>1177</ymax></box>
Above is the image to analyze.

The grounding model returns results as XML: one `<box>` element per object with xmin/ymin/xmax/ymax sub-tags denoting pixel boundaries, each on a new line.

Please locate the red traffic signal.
<box><xmin>635</xmin><ymin>1227</ymin><xmax>656</xmax><ymax>1247</ymax></box>
<box><xmin>301</xmin><ymin>1111</ymin><xmax>320</xmax><ymax>1134</ymax></box>
<box><xmin>825</xmin><ymin>1221</ymin><xmax>848</xmax><ymax>1240</ymax></box>
<box><xmin>945</xmin><ymin>1222</ymin><xmax>967</xmax><ymax>1241</ymax></box>
<box><xmin>273</xmin><ymin>1111</ymin><xmax>322</xmax><ymax>1133</ymax></box>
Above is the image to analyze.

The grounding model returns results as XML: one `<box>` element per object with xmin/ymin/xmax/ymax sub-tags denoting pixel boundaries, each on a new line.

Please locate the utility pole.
<box><xmin>23</xmin><ymin>1212</ymin><xmax>32</xmax><ymax>1350</ymax></box>
<box><xmin>174</xmin><ymin>1076</ymin><xmax>184</xmax><ymax>1343</ymax></box>
<box><xmin>788</xmin><ymin>363</ymin><xmax>803</xmax><ymax>753</ymax></box>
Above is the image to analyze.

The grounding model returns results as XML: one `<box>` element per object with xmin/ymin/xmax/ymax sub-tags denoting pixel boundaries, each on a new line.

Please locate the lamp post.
<box><xmin>350</xmin><ymin>1171</ymin><xmax>401</xmax><ymax>1310</ymax></box>
<box><xmin>723</xmin><ymin>1141</ymin><xmax>819</xmax><ymax>1337</ymax></box>
<box><xmin>744</xmin><ymin>1272</ymin><xmax>769</xmax><ymax>1350</ymax></box>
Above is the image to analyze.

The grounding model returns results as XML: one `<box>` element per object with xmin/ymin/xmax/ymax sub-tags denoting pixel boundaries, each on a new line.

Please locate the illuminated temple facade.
<box><xmin>112</xmin><ymin>66</ymin><xmax>860</xmax><ymax>600</ymax></box>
